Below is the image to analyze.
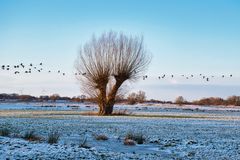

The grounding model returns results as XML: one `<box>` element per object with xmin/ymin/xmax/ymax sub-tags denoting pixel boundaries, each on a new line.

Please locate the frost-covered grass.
<box><xmin>0</xmin><ymin>103</ymin><xmax>240</xmax><ymax>159</ymax></box>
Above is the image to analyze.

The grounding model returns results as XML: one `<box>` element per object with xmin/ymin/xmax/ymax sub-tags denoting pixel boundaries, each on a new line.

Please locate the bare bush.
<box><xmin>226</xmin><ymin>96</ymin><xmax>240</xmax><ymax>106</ymax></box>
<box><xmin>175</xmin><ymin>96</ymin><xmax>185</xmax><ymax>106</ymax></box>
<box><xmin>127</xmin><ymin>91</ymin><xmax>146</xmax><ymax>105</ymax></box>
<box><xmin>75</xmin><ymin>31</ymin><xmax>151</xmax><ymax>115</ymax></box>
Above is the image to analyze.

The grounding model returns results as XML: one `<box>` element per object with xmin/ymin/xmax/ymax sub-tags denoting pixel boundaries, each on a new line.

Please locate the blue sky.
<box><xmin>0</xmin><ymin>0</ymin><xmax>240</xmax><ymax>101</ymax></box>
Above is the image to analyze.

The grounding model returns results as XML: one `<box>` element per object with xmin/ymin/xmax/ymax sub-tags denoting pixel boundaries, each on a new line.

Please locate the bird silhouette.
<box><xmin>20</xmin><ymin>63</ymin><xmax>24</xmax><ymax>68</ymax></box>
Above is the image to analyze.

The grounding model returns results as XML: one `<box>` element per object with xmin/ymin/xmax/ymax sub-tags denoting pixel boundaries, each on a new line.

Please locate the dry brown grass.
<box><xmin>95</xmin><ymin>134</ymin><xmax>109</xmax><ymax>141</ymax></box>
<box><xmin>112</xmin><ymin>109</ymin><xmax>132</xmax><ymax>116</ymax></box>
<box><xmin>79</xmin><ymin>111</ymin><xmax>98</xmax><ymax>116</ymax></box>
<box><xmin>125</xmin><ymin>132</ymin><xmax>145</xmax><ymax>144</ymax></box>
<box><xmin>123</xmin><ymin>139</ymin><xmax>136</xmax><ymax>146</ymax></box>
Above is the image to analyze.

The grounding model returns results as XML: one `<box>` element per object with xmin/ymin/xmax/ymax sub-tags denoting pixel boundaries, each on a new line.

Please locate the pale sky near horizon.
<box><xmin>0</xmin><ymin>0</ymin><xmax>240</xmax><ymax>101</ymax></box>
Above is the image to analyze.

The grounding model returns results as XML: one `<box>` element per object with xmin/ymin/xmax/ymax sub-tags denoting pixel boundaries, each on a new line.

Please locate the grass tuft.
<box><xmin>79</xmin><ymin>137</ymin><xmax>91</xmax><ymax>149</ymax></box>
<box><xmin>0</xmin><ymin>127</ymin><xmax>10</xmax><ymax>137</ymax></box>
<box><xmin>47</xmin><ymin>131</ymin><xmax>60</xmax><ymax>144</ymax></box>
<box><xmin>124</xmin><ymin>139</ymin><xmax>136</xmax><ymax>146</ymax></box>
<box><xmin>125</xmin><ymin>132</ymin><xmax>145</xmax><ymax>144</ymax></box>
<box><xmin>23</xmin><ymin>130</ymin><xmax>41</xmax><ymax>141</ymax></box>
<box><xmin>95</xmin><ymin>134</ymin><xmax>108</xmax><ymax>141</ymax></box>
<box><xmin>0</xmin><ymin>123</ymin><xmax>13</xmax><ymax>137</ymax></box>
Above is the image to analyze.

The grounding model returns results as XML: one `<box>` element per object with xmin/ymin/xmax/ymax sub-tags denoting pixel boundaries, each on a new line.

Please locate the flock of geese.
<box><xmin>0</xmin><ymin>63</ymin><xmax>88</xmax><ymax>76</ymax></box>
<box><xmin>143</xmin><ymin>73</ymin><xmax>233</xmax><ymax>82</ymax></box>
<box><xmin>1</xmin><ymin>63</ymin><xmax>68</xmax><ymax>76</ymax></box>
<box><xmin>1</xmin><ymin>63</ymin><xmax>234</xmax><ymax>82</ymax></box>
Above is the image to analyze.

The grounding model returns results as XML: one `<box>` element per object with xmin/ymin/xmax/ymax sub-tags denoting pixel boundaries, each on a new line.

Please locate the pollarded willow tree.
<box><xmin>75</xmin><ymin>31</ymin><xmax>151</xmax><ymax>115</ymax></box>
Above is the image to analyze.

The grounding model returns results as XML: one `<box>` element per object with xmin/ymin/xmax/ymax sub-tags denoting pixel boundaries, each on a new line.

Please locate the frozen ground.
<box><xmin>0</xmin><ymin>103</ymin><xmax>240</xmax><ymax>159</ymax></box>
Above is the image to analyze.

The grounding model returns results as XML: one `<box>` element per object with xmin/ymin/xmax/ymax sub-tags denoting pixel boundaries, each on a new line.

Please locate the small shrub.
<box><xmin>175</xmin><ymin>96</ymin><xmax>185</xmax><ymax>106</ymax></box>
<box><xmin>23</xmin><ymin>130</ymin><xmax>41</xmax><ymax>141</ymax></box>
<box><xmin>0</xmin><ymin>128</ymin><xmax>10</xmax><ymax>137</ymax></box>
<box><xmin>127</xmin><ymin>91</ymin><xmax>146</xmax><ymax>105</ymax></box>
<box><xmin>47</xmin><ymin>131</ymin><xmax>60</xmax><ymax>144</ymax></box>
<box><xmin>125</xmin><ymin>132</ymin><xmax>145</xmax><ymax>144</ymax></box>
<box><xmin>95</xmin><ymin>134</ymin><xmax>108</xmax><ymax>141</ymax></box>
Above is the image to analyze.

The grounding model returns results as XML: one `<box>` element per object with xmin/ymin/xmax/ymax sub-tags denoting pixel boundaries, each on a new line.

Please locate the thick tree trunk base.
<box><xmin>98</xmin><ymin>105</ymin><xmax>113</xmax><ymax>116</ymax></box>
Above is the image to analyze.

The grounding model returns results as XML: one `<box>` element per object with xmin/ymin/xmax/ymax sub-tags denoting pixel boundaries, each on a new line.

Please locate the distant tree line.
<box><xmin>1</xmin><ymin>93</ymin><xmax>240</xmax><ymax>106</ymax></box>
<box><xmin>0</xmin><ymin>93</ymin><xmax>87</xmax><ymax>103</ymax></box>
<box><xmin>174</xmin><ymin>95</ymin><xmax>240</xmax><ymax>106</ymax></box>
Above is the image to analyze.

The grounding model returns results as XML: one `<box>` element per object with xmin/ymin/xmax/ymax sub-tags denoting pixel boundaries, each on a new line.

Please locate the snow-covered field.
<box><xmin>0</xmin><ymin>102</ymin><xmax>240</xmax><ymax>159</ymax></box>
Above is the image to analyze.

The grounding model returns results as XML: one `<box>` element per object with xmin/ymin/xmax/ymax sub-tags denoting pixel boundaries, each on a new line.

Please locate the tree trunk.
<box><xmin>97</xmin><ymin>80</ymin><xmax>124</xmax><ymax>116</ymax></box>
<box><xmin>98</xmin><ymin>101</ymin><xmax>113</xmax><ymax>115</ymax></box>
<box><xmin>97</xmin><ymin>87</ymin><xmax>108</xmax><ymax>115</ymax></box>
<box><xmin>105</xmin><ymin>80</ymin><xmax>123</xmax><ymax>115</ymax></box>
